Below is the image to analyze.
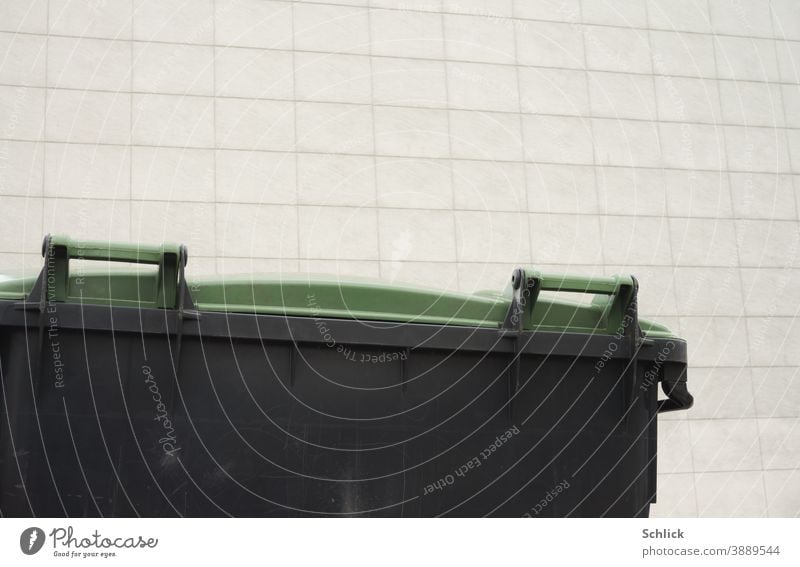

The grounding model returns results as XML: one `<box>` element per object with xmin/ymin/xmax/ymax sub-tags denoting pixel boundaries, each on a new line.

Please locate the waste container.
<box><xmin>0</xmin><ymin>235</ymin><xmax>692</xmax><ymax>517</ymax></box>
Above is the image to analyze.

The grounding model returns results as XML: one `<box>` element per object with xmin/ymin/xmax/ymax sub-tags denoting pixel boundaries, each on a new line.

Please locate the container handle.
<box><xmin>658</xmin><ymin>368</ymin><xmax>694</xmax><ymax>413</ymax></box>
<box><xmin>502</xmin><ymin>268</ymin><xmax>638</xmax><ymax>334</ymax></box>
<box><xmin>535</xmin><ymin>272</ymin><xmax>634</xmax><ymax>295</ymax></box>
<box><xmin>28</xmin><ymin>234</ymin><xmax>188</xmax><ymax>309</ymax></box>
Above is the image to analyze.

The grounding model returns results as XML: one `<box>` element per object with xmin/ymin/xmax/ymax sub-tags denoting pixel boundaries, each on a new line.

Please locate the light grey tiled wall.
<box><xmin>1</xmin><ymin>0</ymin><xmax>799</xmax><ymax>517</ymax></box>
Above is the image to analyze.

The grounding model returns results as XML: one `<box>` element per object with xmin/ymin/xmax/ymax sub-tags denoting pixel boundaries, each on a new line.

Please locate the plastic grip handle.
<box><xmin>659</xmin><ymin>366</ymin><xmax>694</xmax><ymax>413</ymax></box>
<box><xmin>534</xmin><ymin>272</ymin><xmax>634</xmax><ymax>295</ymax></box>
<box><xmin>504</xmin><ymin>268</ymin><xmax>638</xmax><ymax>333</ymax></box>
<box><xmin>39</xmin><ymin>234</ymin><xmax>187</xmax><ymax>309</ymax></box>
<box><xmin>44</xmin><ymin>234</ymin><xmax>183</xmax><ymax>266</ymax></box>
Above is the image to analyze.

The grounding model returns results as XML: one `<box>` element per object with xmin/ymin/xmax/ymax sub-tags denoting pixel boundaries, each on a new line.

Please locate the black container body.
<box><xmin>0</xmin><ymin>301</ymin><xmax>684</xmax><ymax>517</ymax></box>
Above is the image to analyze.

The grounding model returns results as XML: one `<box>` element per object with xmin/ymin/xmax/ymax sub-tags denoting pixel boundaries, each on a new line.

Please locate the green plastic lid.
<box><xmin>0</xmin><ymin>235</ymin><xmax>677</xmax><ymax>338</ymax></box>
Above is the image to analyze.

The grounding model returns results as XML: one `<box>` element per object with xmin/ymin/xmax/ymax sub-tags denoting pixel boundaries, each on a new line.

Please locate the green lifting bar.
<box><xmin>502</xmin><ymin>267</ymin><xmax>638</xmax><ymax>335</ymax></box>
<box><xmin>37</xmin><ymin>234</ymin><xmax>186</xmax><ymax>309</ymax></box>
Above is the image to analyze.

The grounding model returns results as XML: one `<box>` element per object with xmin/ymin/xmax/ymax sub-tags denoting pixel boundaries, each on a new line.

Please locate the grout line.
<box><xmin>707</xmin><ymin>0</ymin><xmax>768</xmax><ymax>519</ymax></box>
<box><xmin>682</xmin><ymin>365</ymin><xmax>800</xmax><ymax>370</ymax></box>
<box><xmin>754</xmin><ymin>0</ymin><xmax>790</xmax><ymax>518</ymax></box>
<box><xmin>365</xmin><ymin>4</ymin><xmax>382</xmax><ymax>280</ymax></box>
<box><xmin>5</xmin><ymin>193</ymin><xmax>800</xmax><ymax>224</ymax></box>
<box><xmin>511</xmin><ymin>0</ymin><xmax>534</xmax><ymax>269</ymax></box>
<box><xmin>6</xmin><ymin>82</ymin><xmax>799</xmax><ymax>129</ymax></box>
<box><xmin>129</xmin><ymin>0</ymin><xmax>134</xmax><ymax>242</ymax></box>
<box><xmin>2</xmin><ymin>29</ymin><xmax>800</xmax><ymax>87</ymax></box>
<box><xmin>289</xmin><ymin>3</ymin><xmax>301</xmax><ymax>277</ymax></box>
<box><xmin>670</xmin><ymin>0</ymin><xmax>709</xmax><ymax>516</ymax></box>
<box><xmin>438</xmin><ymin>10</ymin><xmax>460</xmax><ymax>291</ymax></box>
<box><xmin>658</xmin><ymin>466</ymin><xmax>800</xmax><ymax>475</ymax></box>
<box><xmin>6</xmin><ymin>193</ymin><xmax>800</xmax><ymax>223</ymax></box>
<box><xmin>677</xmin><ymin>416</ymin><xmax>800</xmax><ymax>423</ymax></box>
<box><xmin>4</xmin><ymin>1</ymin><xmax>800</xmax><ymax>45</ymax></box>
<box><xmin>1</xmin><ymin>138</ymin><xmax>797</xmax><ymax>177</ymax></box>
<box><xmin>577</xmin><ymin>0</ymin><xmax>608</xmax><ymax>276</ymax></box>
<box><xmin>212</xmin><ymin>0</ymin><xmax>218</xmax><ymax>274</ymax></box>
<box><xmin>40</xmin><ymin>0</ymin><xmax>49</xmax><ymax>239</ymax></box>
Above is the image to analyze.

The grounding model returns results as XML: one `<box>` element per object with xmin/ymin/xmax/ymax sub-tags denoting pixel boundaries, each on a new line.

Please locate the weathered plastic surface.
<box><xmin>0</xmin><ymin>236</ymin><xmax>692</xmax><ymax>517</ymax></box>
